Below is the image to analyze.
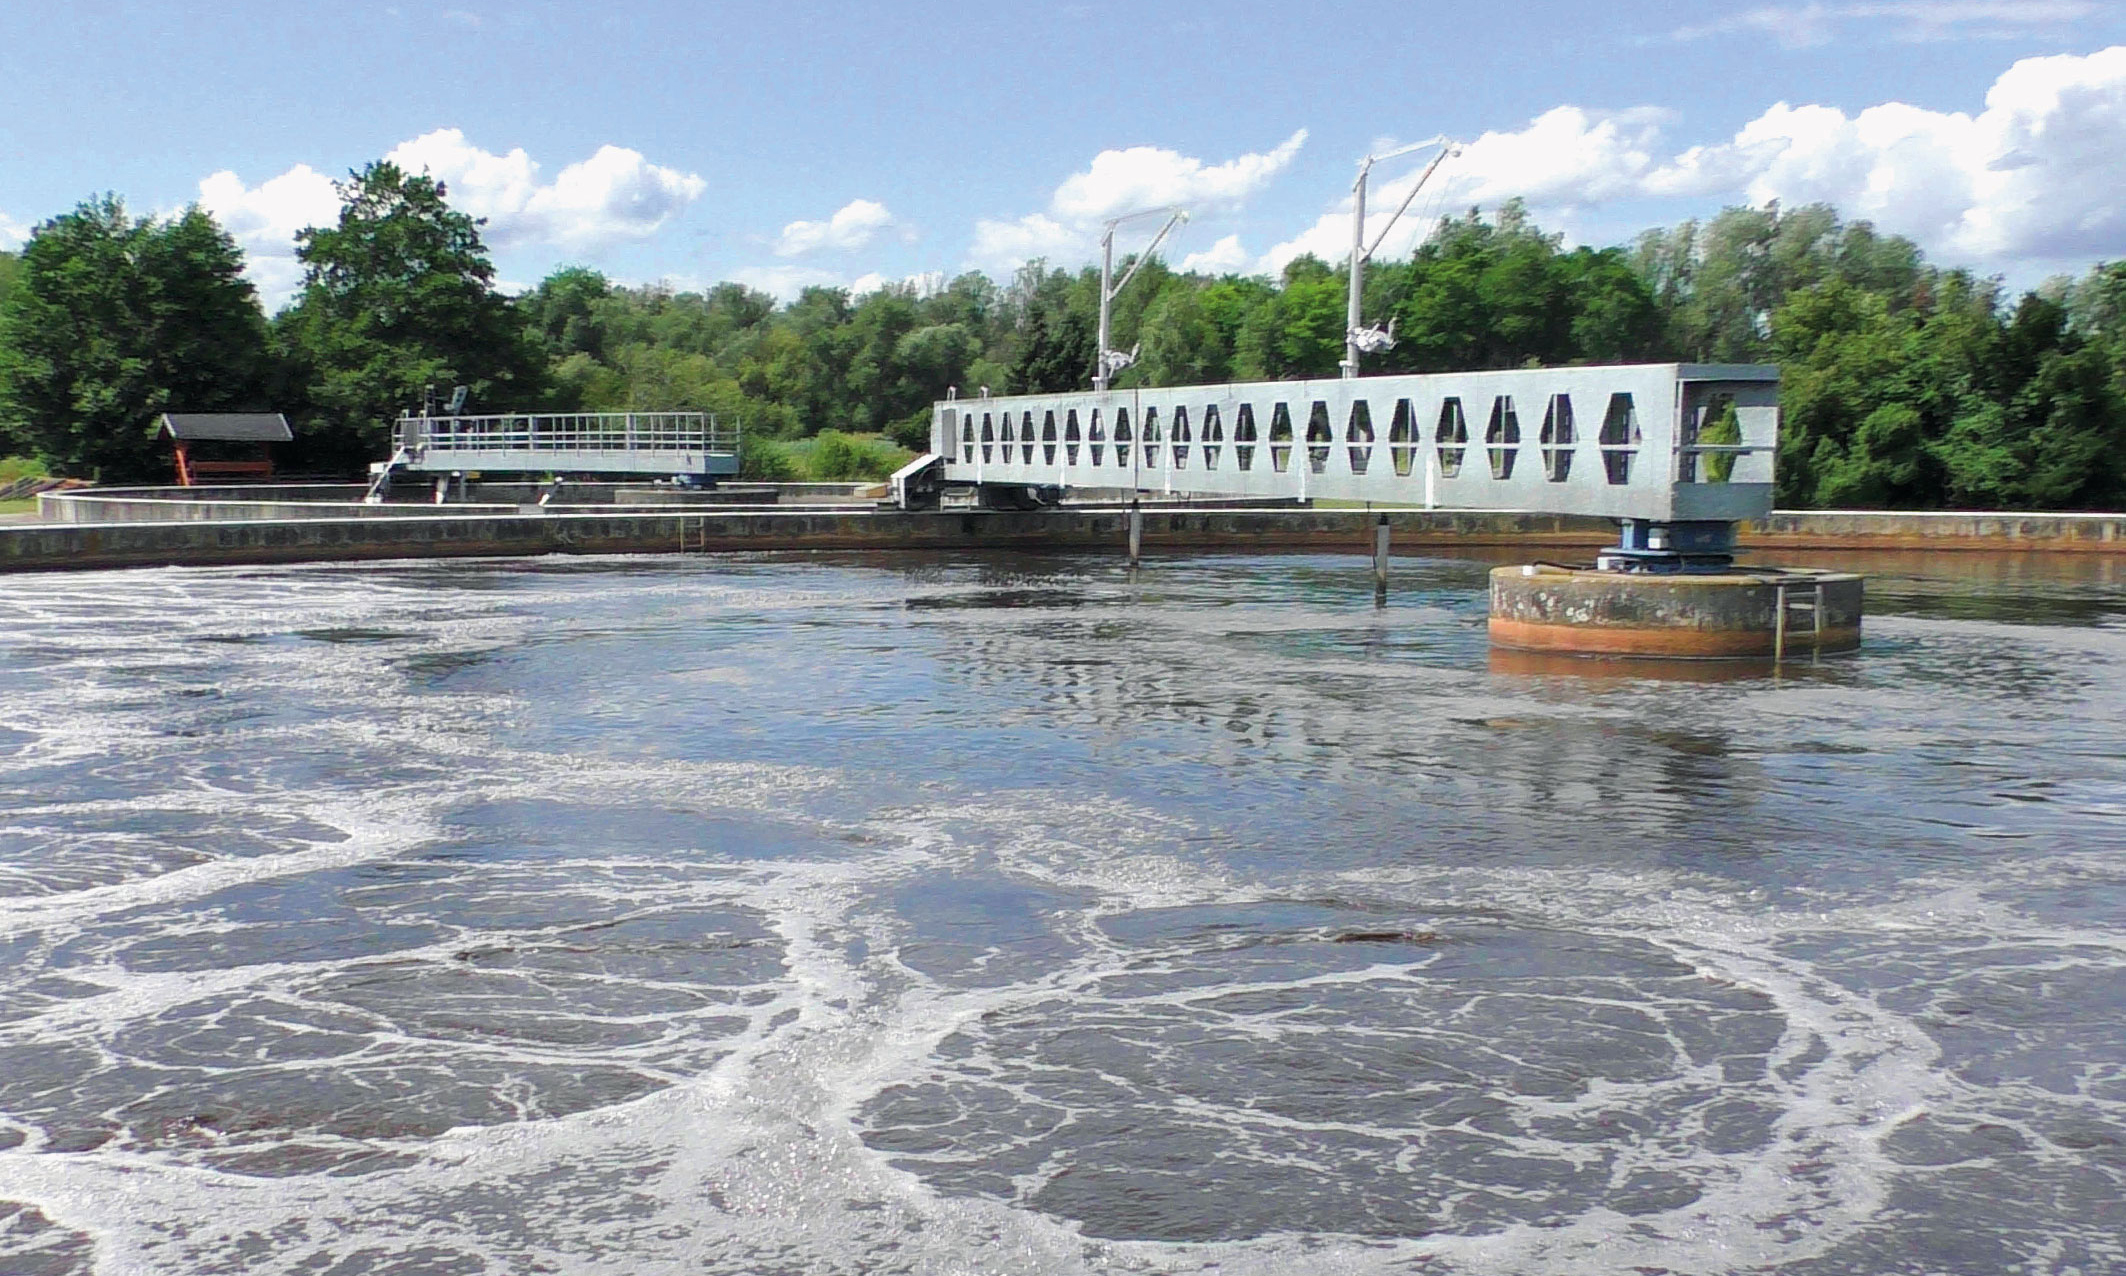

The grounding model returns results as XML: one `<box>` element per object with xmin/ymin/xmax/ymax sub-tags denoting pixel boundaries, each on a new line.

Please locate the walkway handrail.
<box><xmin>395</xmin><ymin>412</ymin><xmax>739</xmax><ymax>456</ymax></box>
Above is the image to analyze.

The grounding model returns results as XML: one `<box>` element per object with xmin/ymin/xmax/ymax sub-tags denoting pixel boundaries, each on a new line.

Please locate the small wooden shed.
<box><xmin>159</xmin><ymin>413</ymin><xmax>293</xmax><ymax>485</ymax></box>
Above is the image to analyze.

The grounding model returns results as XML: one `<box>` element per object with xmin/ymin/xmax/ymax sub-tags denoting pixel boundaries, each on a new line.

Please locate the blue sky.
<box><xmin>5</xmin><ymin>0</ymin><xmax>2125</xmax><ymax>306</ymax></box>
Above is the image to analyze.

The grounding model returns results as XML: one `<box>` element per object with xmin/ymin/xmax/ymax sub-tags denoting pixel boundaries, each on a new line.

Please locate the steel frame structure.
<box><xmin>929</xmin><ymin>363</ymin><xmax>1778</xmax><ymax>525</ymax></box>
<box><xmin>386</xmin><ymin>411</ymin><xmax>741</xmax><ymax>479</ymax></box>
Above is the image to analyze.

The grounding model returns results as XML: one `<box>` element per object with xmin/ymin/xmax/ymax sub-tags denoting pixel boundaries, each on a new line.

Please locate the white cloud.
<box><xmin>963</xmin><ymin>131</ymin><xmax>1307</xmax><ymax>273</ymax></box>
<box><xmin>196</xmin><ymin>163</ymin><xmax>342</xmax><ymax>305</ymax></box>
<box><xmin>729</xmin><ymin>263</ymin><xmax>852</xmax><ymax>300</ymax></box>
<box><xmin>193</xmin><ymin>130</ymin><xmax>706</xmax><ymax>307</ymax></box>
<box><xmin>1672</xmin><ymin>2</ymin><xmax>2099</xmax><ymax>50</ymax></box>
<box><xmin>1050</xmin><ymin>129</ymin><xmax>1307</xmax><ymax>223</ymax></box>
<box><xmin>853</xmin><ymin>269</ymin><xmax>945</xmax><ymax>298</ymax></box>
<box><xmin>1179</xmin><ymin>233</ymin><xmax>1250</xmax><ymax>274</ymax></box>
<box><xmin>0</xmin><ymin>211</ymin><xmax>31</xmax><ymax>250</ymax></box>
<box><xmin>773</xmin><ymin>198</ymin><xmax>899</xmax><ymax>255</ymax></box>
<box><xmin>730</xmin><ymin>264</ymin><xmax>944</xmax><ymax>301</ymax></box>
<box><xmin>1258</xmin><ymin>110</ymin><xmax>1662</xmax><ymax>273</ymax></box>
<box><xmin>384</xmin><ymin>128</ymin><xmax>705</xmax><ymax>250</ymax></box>
<box><xmin>965</xmin><ymin>212</ymin><xmax>1083</xmax><ymax>273</ymax></box>
<box><xmin>1255</xmin><ymin>45</ymin><xmax>2126</xmax><ymax>279</ymax></box>
<box><xmin>1654</xmin><ymin>45</ymin><xmax>2126</xmax><ymax>264</ymax></box>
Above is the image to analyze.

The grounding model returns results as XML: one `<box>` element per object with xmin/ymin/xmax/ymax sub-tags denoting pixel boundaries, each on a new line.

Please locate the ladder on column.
<box><xmin>1773</xmin><ymin>577</ymin><xmax>1825</xmax><ymax>662</ymax></box>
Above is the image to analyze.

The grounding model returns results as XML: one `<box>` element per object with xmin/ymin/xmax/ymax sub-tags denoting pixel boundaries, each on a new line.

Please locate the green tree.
<box><xmin>769</xmin><ymin>285</ymin><xmax>857</xmax><ymax>430</ymax></box>
<box><xmin>1558</xmin><ymin>248</ymin><xmax>1665</xmax><ymax>364</ymax></box>
<box><xmin>1138</xmin><ymin>282</ymin><xmax>1226</xmax><ymax>385</ymax></box>
<box><xmin>892</xmin><ymin>322</ymin><xmax>977</xmax><ymax>410</ymax></box>
<box><xmin>521</xmin><ymin>266</ymin><xmax>612</xmax><ymax>362</ymax></box>
<box><xmin>1012</xmin><ymin>296</ymin><xmax>1095</xmax><ymax>393</ymax></box>
<box><xmin>1390</xmin><ymin>204</ymin><xmax>1580</xmax><ymax>371</ymax></box>
<box><xmin>1931</xmin><ymin>295</ymin><xmax>2125</xmax><ymax>508</ymax></box>
<box><xmin>1772</xmin><ymin>280</ymin><xmax>1931</xmax><ymax>506</ymax></box>
<box><xmin>1637</xmin><ymin>203</ymin><xmax>1928</xmax><ymax>362</ymax></box>
<box><xmin>1231</xmin><ymin>256</ymin><xmax>1346</xmax><ymax>380</ymax></box>
<box><xmin>919</xmin><ymin>272</ymin><xmax>1003</xmax><ymax>338</ymax></box>
<box><xmin>0</xmin><ymin>196</ymin><xmax>269</xmax><ymax>480</ymax></box>
<box><xmin>0</xmin><ymin>251</ymin><xmax>25</xmax><ymax>455</ymax></box>
<box><xmin>841</xmin><ymin>287</ymin><xmax>922</xmax><ymax>431</ymax></box>
<box><xmin>2061</xmin><ymin>261</ymin><xmax>2126</xmax><ymax>408</ymax></box>
<box><xmin>276</xmin><ymin>162</ymin><xmax>545</xmax><ymax>470</ymax></box>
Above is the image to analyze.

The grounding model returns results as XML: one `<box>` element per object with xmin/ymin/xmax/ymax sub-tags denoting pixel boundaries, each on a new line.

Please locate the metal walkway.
<box><xmin>921</xmin><ymin>363</ymin><xmax>1778</xmax><ymax>526</ymax></box>
<box><xmin>371</xmin><ymin>412</ymin><xmax>741</xmax><ymax>495</ymax></box>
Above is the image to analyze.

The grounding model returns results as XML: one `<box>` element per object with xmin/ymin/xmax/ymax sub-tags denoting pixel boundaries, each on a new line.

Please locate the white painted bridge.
<box><xmin>369</xmin><ymin>411</ymin><xmax>741</xmax><ymax>500</ymax></box>
<box><xmin>918</xmin><ymin>363</ymin><xmax>1778</xmax><ymax>526</ymax></box>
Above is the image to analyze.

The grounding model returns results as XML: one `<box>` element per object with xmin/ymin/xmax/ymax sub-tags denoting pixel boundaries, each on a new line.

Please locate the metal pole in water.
<box><xmin>1127</xmin><ymin>499</ymin><xmax>1143</xmax><ymax>567</ymax></box>
<box><xmin>1373</xmin><ymin>515</ymin><xmax>1391</xmax><ymax>592</ymax></box>
<box><xmin>1773</xmin><ymin>580</ymin><xmax>1789</xmax><ymax>663</ymax></box>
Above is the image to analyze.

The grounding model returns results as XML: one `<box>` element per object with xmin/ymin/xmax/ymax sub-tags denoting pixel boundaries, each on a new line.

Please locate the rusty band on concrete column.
<box><xmin>1488</xmin><ymin>565</ymin><xmax>1863</xmax><ymax>658</ymax></box>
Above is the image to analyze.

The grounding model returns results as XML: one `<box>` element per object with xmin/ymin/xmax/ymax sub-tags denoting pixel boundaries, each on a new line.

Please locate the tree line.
<box><xmin>2</xmin><ymin>162</ymin><xmax>2122</xmax><ymax>508</ymax></box>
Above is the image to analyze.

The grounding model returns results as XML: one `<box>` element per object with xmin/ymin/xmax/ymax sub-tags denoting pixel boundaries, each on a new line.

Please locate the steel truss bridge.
<box><xmin>368</xmin><ymin>411</ymin><xmax>741</xmax><ymax>499</ymax></box>
<box><xmin>909</xmin><ymin>364</ymin><xmax>1778</xmax><ymax>547</ymax></box>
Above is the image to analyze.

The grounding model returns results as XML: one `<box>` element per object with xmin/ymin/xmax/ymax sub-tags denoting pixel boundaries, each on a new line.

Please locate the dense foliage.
<box><xmin>275</xmin><ymin>162</ymin><xmax>547</xmax><ymax>471</ymax></box>
<box><xmin>2</xmin><ymin>180</ymin><xmax>2122</xmax><ymax>504</ymax></box>
<box><xmin>0</xmin><ymin>197</ymin><xmax>269</xmax><ymax>480</ymax></box>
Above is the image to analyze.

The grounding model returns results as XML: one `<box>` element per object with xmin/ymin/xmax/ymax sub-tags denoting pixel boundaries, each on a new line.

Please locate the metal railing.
<box><xmin>395</xmin><ymin>412</ymin><xmax>738</xmax><ymax>456</ymax></box>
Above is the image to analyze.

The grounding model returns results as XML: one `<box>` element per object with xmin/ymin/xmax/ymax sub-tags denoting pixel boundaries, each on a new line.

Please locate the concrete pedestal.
<box><xmin>1489</xmin><ymin>565</ymin><xmax>1863</xmax><ymax>658</ymax></box>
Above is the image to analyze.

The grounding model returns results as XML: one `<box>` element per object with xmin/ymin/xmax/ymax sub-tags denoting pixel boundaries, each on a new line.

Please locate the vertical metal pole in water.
<box><xmin>1372</xmin><ymin>515</ymin><xmax>1391</xmax><ymax>600</ymax></box>
<box><xmin>1127</xmin><ymin>499</ymin><xmax>1143</xmax><ymax>567</ymax></box>
<box><xmin>1773</xmin><ymin>580</ymin><xmax>1789</xmax><ymax>664</ymax></box>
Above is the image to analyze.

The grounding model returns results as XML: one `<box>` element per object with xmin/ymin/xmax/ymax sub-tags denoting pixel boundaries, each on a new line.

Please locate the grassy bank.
<box><xmin>0</xmin><ymin>457</ymin><xmax>50</xmax><ymax>512</ymax></box>
<box><xmin>1</xmin><ymin>456</ymin><xmax>49</xmax><ymax>485</ymax></box>
<box><xmin>741</xmin><ymin>431</ymin><xmax>913</xmax><ymax>483</ymax></box>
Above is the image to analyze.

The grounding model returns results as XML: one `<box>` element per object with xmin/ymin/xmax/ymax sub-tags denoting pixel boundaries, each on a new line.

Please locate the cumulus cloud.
<box><xmin>963</xmin><ymin>131</ymin><xmax>1307</xmax><ymax>273</ymax></box>
<box><xmin>0</xmin><ymin>211</ymin><xmax>31</xmax><ymax>250</ymax></box>
<box><xmin>1050</xmin><ymin>129</ymin><xmax>1307</xmax><ymax>223</ymax></box>
<box><xmin>1452</xmin><ymin>107</ymin><xmax>1670</xmax><ymax>207</ymax></box>
<box><xmin>965</xmin><ymin>212</ymin><xmax>1082</xmax><ymax>272</ymax></box>
<box><xmin>1671</xmin><ymin>1</ymin><xmax>2100</xmax><ymax>50</ymax></box>
<box><xmin>384</xmin><ymin>128</ymin><xmax>705</xmax><ymax>250</ymax></box>
<box><xmin>193</xmin><ymin>130</ymin><xmax>706</xmax><ymax>307</ymax></box>
<box><xmin>1655</xmin><ymin>45</ymin><xmax>2126</xmax><ymax>264</ymax></box>
<box><xmin>1179</xmin><ymin>234</ymin><xmax>1251</xmax><ymax>274</ymax></box>
<box><xmin>1258</xmin><ymin>109</ymin><xmax>1661</xmax><ymax>273</ymax></box>
<box><xmin>731</xmin><ymin>263</ymin><xmax>943</xmax><ymax>301</ymax></box>
<box><xmin>773</xmin><ymin>198</ymin><xmax>899</xmax><ymax>255</ymax></box>
<box><xmin>1257</xmin><ymin>45</ymin><xmax>2126</xmax><ymax>278</ymax></box>
<box><xmin>728</xmin><ymin>263</ymin><xmax>850</xmax><ymax>299</ymax></box>
<box><xmin>196</xmin><ymin>163</ymin><xmax>343</xmax><ymax>304</ymax></box>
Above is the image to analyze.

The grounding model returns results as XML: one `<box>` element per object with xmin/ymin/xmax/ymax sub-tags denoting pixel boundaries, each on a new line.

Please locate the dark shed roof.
<box><xmin>160</xmin><ymin>413</ymin><xmax>293</xmax><ymax>442</ymax></box>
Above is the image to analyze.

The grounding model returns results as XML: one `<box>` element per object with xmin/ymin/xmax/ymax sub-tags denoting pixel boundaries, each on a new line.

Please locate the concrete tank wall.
<box><xmin>11</xmin><ymin>485</ymin><xmax>2126</xmax><ymax>576</ymax></box>
<box><xmin>0</xmin><ymin>508</ymin><xmax>1617</xmax><ymax>574</ymax></box>
<box><xmin>1746</xmin><ymin>510</ymin><xmax>2126</xmax><ymax>551</ymax></box>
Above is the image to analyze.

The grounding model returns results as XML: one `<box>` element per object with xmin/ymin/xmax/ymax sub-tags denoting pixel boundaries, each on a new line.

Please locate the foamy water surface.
<box><xmin>1</xmin><ymin>549</ymin><xmax>2122</xmax><ymax>1275</ymax></box>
